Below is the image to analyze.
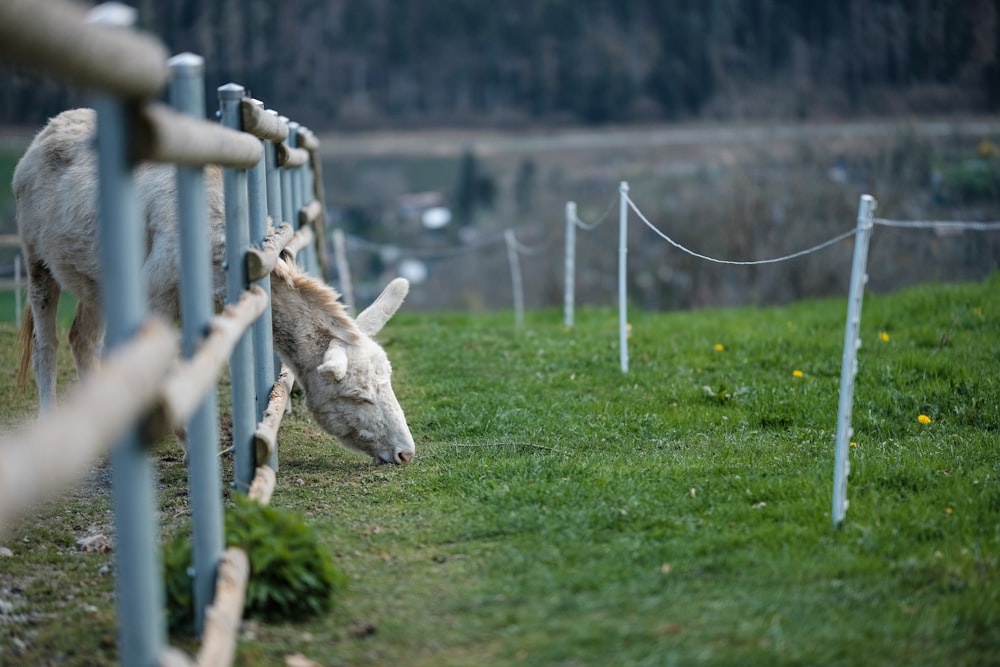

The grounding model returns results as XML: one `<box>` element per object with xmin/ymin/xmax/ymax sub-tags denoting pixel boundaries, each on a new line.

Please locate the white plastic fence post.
<box><xmin>618</xmin><ymin>181</ymin><xmax>629</xmax><ymax>373</ymax></box>
<box><xmin>332</xmin><ymin>228</ymin><xmax>355</xmax><ymax>311</ymax></box>
<box><xmin>564</xmin><ymin>201</ymin><xmax>576</xmax><ymax>329</ymax></box>
<box><xmin>832</xmin><ymin>194</ymin><xmax>877</xmax><ymax>527</ymax></box>
<box><xmin>505</xmin><ymin>229</ymin><xmax>525</xmax><ymax>330</ymax></box>
<box><xmin>218</xmin><ymin>82</ymin><xmax>258</xmax><ymax>494</ymax></box>
<box><xmin>169</xmin><ymin>52</ymin><xmax>225</xmax><ymax>635</ymax></box>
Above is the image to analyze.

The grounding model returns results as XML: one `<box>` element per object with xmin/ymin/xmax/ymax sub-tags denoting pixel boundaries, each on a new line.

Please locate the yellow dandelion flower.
<box><xmin>918</xmin><ymin>414</ymin><xmax>932</xmax><ymax>425</ymax></box>
<box><xmin>978</xmin><ymin>139</ymin><xmax>999</xmax><ymax>158</ymax></box>
<box><xmin>850</xmin><ymin>441</ymin><xmax>857</xmax><ymax>447</ymax></box>
<box><xmin>945</xmin><ymin>507</ymin><xmax>953</xmax><ymax>515</ymax></box>
<box><xmin>714</xmin><ymin>343</ymin><xmax>724</xmax><ymax>352</ymax></box>
<box><xmin>792</xmin><ymin>369</ymin><xmax>804</xmax><ymax>378</ymax></box>
<box><xmin>879</xmin><ymin>332</ymin><xmax>890</xmax><ymax>342</ymax></box>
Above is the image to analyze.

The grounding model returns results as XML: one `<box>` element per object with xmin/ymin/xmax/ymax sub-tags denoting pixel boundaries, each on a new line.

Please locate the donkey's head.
<box><xmin>312</xmin><ymin>278</ymin><xmax>415</xmax><ymax>464</ymax></box>
<box><xmin>270</xmin><ymin>261</ymin><xmax>415</xmax><ymax>464</ymax></box>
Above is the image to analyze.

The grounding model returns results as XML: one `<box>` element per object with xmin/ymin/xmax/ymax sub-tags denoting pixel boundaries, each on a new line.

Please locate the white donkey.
<box><xmin>13</xmin><ymin>108</ymin><xmax>415</xmax><ymax>465</ymax></box>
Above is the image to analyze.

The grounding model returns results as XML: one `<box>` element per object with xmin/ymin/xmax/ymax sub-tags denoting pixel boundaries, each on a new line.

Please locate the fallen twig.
<box><xmin>934</xmin><ymin>303</ymin><xmax>967</xmax><ymax>355</ymax></box>
<box><xmin>449</xmin><ymin>442</ymin><xmax>567</xmax><ymax>454</ymax></box>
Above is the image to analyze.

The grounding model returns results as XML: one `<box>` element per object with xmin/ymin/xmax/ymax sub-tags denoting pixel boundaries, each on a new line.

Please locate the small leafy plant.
<box><xmin>163</xmin><ymin>494</ymin><xmax>347</xmax><ymax>635</ymax></box>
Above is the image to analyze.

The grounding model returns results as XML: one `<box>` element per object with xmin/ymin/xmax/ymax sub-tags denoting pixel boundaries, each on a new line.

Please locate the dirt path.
<box><xmin>319</xmin><ymin>117</ymin><xmax>1000</xmax><ymax>158</ymax></box>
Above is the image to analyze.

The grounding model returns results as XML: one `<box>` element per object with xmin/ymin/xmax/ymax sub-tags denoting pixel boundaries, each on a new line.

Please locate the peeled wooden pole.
<box><xmin>194</xmin><ymin>547</ymin><xmax>250</xmax><ymax>667</ymax></box>
<box><xmin>276</xmin><ymin>143</ymin><xmax>309</xmax><ymax>168</ymax></box>
<box><xmin>0</xmin><ymin>320</ymin><xmax>176</xmax><ymax>534</ymax></box>
<box><xmin>154</xmin><ymin>287</ymin><xmax>269</xmax><ymax>436</ymax></box>
<box><xmin>240</xmin><ymin>98</ymin><xmax>288</xmax><ymax>142</ymax></box>
<box><xmin>253</xmin><ymin>365</ymin><xmax>296</xmax><ymax>465</ymax></box>
<box><xmin>282</xmin><ymin>226</ymin><xmax>316</xmax><ymax>261</ymax></box>
<box><xmin>0</xmin><ymin>0</ymin><xmax>169</xmax><ymax>99</ymax></box>
<box><xmin>247</xmin><ymin>466</ymin><xmax>277</xmax><ymax>506</ymax></box>
<box><xmin>135</xmin><ymin>103</ymin><xmax>262</xmax><ymax>168</ymax></box>
<box><xmin>247</xmin><ymin>222</ymin><xmax>295</xmax><ymax>281</ymax></box>
<box><xmin>298</xmin><ymin>199</ymin><xmax>323</xmax><ymax>226</ymax></box>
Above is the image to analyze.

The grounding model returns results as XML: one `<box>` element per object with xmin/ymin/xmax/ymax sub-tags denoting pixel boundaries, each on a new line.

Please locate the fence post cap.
<box><xmin>86</xmin><ymin>2</ymin><xmax>136</xmax><ymax>27</ymax></box>
<box><xmin>218</xmin><ymin>82</ymin><xmax>245</xmax><ymax>99</ymax></box>
<box><xmin>167</xmin><ymin>52</ymin><xmax>204</xmax><ymax>73</ymax></box>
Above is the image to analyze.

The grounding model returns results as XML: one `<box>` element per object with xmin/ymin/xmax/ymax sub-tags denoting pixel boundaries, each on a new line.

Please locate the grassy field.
<box><xmin>0</xmin><ymin>275</ymin><xmax>997</xmax><ymax>666</ymax></box>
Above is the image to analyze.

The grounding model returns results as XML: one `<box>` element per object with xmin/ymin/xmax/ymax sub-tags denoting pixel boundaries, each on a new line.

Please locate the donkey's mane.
<box><xmin>274</xmin><ymin>257</ymin><xmax>357</xmax><ymax>338</ymax></box>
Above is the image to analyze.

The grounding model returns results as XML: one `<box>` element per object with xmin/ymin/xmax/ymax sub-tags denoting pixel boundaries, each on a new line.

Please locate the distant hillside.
<box><xmin>1</xmin><ymin>0</ymin><xmax>997</xmax><ymax>130</ymax></box>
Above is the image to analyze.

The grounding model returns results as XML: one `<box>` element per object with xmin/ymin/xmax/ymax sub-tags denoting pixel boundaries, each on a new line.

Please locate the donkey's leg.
<box><xmin>26</xmin><ymin>260</ymin><xmax>61</xmax><ymax>412</ymax></box>
<box><xmin>69</xmin><ymin>298</ymin><xmax>104</xmax><ymax>380</ymax></box>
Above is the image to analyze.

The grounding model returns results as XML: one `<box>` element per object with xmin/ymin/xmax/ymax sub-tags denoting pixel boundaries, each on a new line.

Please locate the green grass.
<box><xmin>0</xmin><ymin>275</ymin><xmax>998</xmax><ymax>666</ymax></box>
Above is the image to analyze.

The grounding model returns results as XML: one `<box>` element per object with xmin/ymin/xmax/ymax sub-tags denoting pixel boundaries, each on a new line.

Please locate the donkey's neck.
<box><xmin>267</xmin><ymin>266</ymin><xmax>357</xmax><ymax>383</ymax></box>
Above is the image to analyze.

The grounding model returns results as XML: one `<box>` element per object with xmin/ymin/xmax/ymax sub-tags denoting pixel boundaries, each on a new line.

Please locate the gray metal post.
<box><xmin>96</xmin><ymin>98</ymin><xmax>165</xmax><ymax>667</ymax></box>
<box><xmin>618</xmin><ymin>181</ymin><xmax>629</xmax><ymax>373</ymax></box>
<box><xmin>287</xmin><ymin>121</ymin><xmax>310</xmax><ymax>274</ymax></box>
<box><xmin>96</xmin><ymin>96</ymin><xmax>165</xmax><ymax>667</ymax></box>
<box><xmin>264</xmin><ymin>110</ymin><xmax>284</xmax><ymax>226</ymax></box>
<box><xmin>169</xmin><ymin>53</ymin><xmax>225</xmax><ymax>635</ymax></box>
<box><xmin>218</xmin><ymin>83</ymin><xmax>258</xmax><ymax>493</ymax></box>
<box><xmin>832</xmin><ymin>194</ymin><xmax>877</xmax><ymax>527</ymax></box>
<box><xmin>89</xmin><ymin>10</ymin><xmax>165</xmax><ymax>663</ymax></box>
<box><xmin>300</xmin><ymin>127</ymin><xmax>318</xmax><ymax>275</ymax></box>
<box><xmin>246</xmin><ymin>101</ymin><xmax>278</xmax><ymax>471</ymax></box>
<box><xmin>264</xmin><ymin>111</ymin><xmax>285</xmax><ymax>380</ymax></box>
<box><xmin>278</xmin><ymin>116</ymin><xmax>295</xmax><ymax>256</ymax></box>
<box><xmin>564</xmin><ymin>201</ymin><xmax>576</xmax><ymax>329</ymax></box>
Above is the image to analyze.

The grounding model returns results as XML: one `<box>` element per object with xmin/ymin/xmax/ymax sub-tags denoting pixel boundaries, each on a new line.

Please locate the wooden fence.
<box><xmin>0</xmin><ymin>1</ymin><xmax>328</xmax><ymax>664</ymax></box>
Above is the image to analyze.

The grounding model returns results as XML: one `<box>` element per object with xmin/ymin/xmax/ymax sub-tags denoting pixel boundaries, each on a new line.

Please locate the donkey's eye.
<box><xmin>346</xmin><ymin>388</ymin><xmax>376</xmax><ymax>404</ymax></box>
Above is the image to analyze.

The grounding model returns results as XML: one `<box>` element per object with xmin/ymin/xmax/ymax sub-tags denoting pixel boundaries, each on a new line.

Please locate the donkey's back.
<box><xmin>14</xmin><ymin>108</ymin><xmax>225</xmax><ymax>409</ymax></box>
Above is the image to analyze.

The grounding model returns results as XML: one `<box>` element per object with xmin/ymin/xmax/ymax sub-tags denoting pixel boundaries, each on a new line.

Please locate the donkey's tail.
<box><xmin>16</xmin><ymin>306</ymin><xmax>34</xmax><ymax>389</ymax></box>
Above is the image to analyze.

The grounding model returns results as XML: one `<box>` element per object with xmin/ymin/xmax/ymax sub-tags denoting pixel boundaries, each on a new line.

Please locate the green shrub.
<box><xmin>163</xmin><ymin>494</ymin><xmax>347</xmax><ymax>635</ymax></box>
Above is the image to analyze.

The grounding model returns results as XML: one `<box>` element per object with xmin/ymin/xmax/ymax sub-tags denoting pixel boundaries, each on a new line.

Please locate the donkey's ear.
<box><xmin>356</xmin><ymin>277</ymin><xmax>409</xmax><ymax>336</ymax></box>
<box><xmin>317</xmin><ymin>343</ymin><xmax>348</xmax><ymax>380</ymax></box>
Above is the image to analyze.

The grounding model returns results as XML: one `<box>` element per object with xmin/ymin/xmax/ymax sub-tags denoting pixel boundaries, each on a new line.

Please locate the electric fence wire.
<box><xmin>873</xmin><ymin>218</ymin><xmax>1000</xmax><ymax>231</ymax></box>
<box><xmin>573</xmin><ymin>194</ymin><xmax>618</xmax><ymax>231</ymax></box>
<box><xmin>626</xmin><ymin>196</ymin><xmax>858</xmax><ymax>266</ymax></box>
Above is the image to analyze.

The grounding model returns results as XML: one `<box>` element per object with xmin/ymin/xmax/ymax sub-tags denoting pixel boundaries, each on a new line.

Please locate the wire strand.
<box><xmin>509</xmin><ymin>231</ymin><xmax>551</xmax><ymax>255</ymax></box>
<box><xmin>573</xmin><ymin>195</ymin><xmax>618</xmax><ymax>231</ymax></box>
<box><xmin>626</xmin><ymin>197</ymin><xmax>857</xmax><ymax>266</ymax></box>
<box><xmin>873</xmin><ymin>218</ymin><xmax>1000</xmax><ymax>231</ymax></box>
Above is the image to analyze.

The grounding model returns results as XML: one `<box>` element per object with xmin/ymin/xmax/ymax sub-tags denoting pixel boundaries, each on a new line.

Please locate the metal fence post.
<box><xmin>278</xmin><ymin>116</ymin><xmax>295</xmax><ymax>260</ymax></box>
<box><xmin>89</xmin><ymin>9</ymin><xmax>164</xmax><ymax>664</ymax></box>
<box><xmin>287</xmin><ymin>121</ymin><xmax>311</xmax><ymax>274</ymax></box>
<box><xmin>246</xmin><ymin>100</ymin><xmax>279</xmax><ymax>472</ymax></box>
<box><xmin>169</xmin><ymin>52</ymin><xmax>225</xmax><ymax>635</ymax></box>
<box><xmin>832</xmin><ymin>194</ymin><xmax>877</xmax><ymax>527</ymax></box>
<box><xmin>264</xmin><ymin>110</ymin><xmax>284</xmax><ymax>229</ymax></box>
<box><xmin>264</xmin><ymin>110</ymin><xmax>286</xmax><ymax>382</ymax></box>
<box><xmin>564</xmin><ymin>201</ymin><xmax>576</xmax><ymax>329</ymax></box>
<box><xmin>218</xmin><ymin>82</ymin><xmax>258</xmax><ymax>493</ymax></box>
<box><xmin>618</xmin><ymin>181</ymin><xmax>630</xmax><ymax>374</ymax></box>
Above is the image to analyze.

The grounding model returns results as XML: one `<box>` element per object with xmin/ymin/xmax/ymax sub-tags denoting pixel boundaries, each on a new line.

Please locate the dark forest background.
<box><xmin>2</xmin><ymin>0</ymin><xmax>998</xmax><ymax>130</ymax></box>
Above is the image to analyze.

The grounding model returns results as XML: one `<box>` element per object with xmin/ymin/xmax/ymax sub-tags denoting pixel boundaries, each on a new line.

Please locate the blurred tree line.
<box><xmin>1</xmin><ymin>0</ymin><xmax>997</xmax><ymax>129</ymax></box>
